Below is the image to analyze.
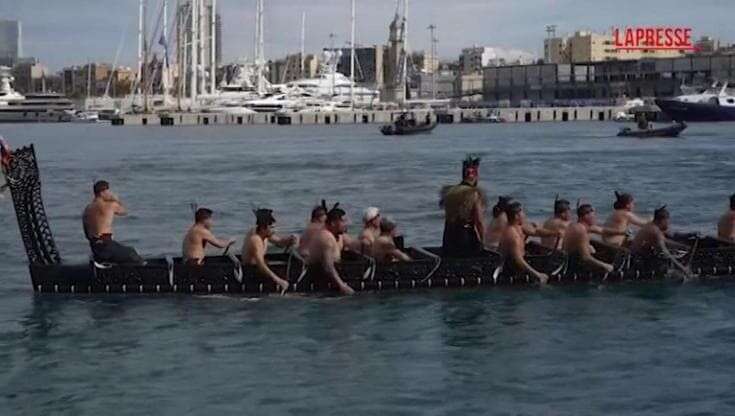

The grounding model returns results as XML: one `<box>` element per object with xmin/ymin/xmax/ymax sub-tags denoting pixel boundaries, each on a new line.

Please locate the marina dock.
<box><xmin>112</xmin><ymin>105</ymin><xmax>624</xmax><ymax>126</ymax></box>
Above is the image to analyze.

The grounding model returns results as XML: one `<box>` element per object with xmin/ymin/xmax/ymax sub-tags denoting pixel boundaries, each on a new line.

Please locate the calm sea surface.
<box><xmin>1</xmin><ymin>121</ymin><xmax>735</xmax><ymax>415</ymax></box>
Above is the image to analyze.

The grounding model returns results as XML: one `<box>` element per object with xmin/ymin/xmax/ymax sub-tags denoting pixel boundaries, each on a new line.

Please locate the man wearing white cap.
<box><xmin>359</xmin><ymin>206</ymin><xmax>381</xmax><ymax>255</ymax></box>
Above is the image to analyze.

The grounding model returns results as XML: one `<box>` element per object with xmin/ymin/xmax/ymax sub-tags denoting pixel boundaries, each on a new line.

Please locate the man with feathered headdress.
<box><xmin>439</xmin><ymin>155</ymin><xmax>486</xmax><ymax>257</ymax></box>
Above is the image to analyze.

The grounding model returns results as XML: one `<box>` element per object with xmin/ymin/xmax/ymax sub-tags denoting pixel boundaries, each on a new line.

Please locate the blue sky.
<box><xmin>1</xmin><ymin>0</ymin><xmax>732</xmax><ymax>70</ymax></box>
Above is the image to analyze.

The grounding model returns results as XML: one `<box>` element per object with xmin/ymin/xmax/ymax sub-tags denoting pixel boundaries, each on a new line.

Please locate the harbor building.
<box><xmin>544</xmin><ymin>31</ymin><xmax>685</xmax><ymax>64</ymax></box>
<box><xmin>11</xmin><ymin>58</ymin><xmax>51</xmax><ymax>93</ymax></box>
<box><xmin>459</xmin><ymin>46</ymin><xmax>534</xmax><ymax>74</ymax></box>
<box><xmin>335</xmin><ymin>46</ymin><xmax>385</xmax><ymax>90</ymax></box>
<box><xmin>0</xmin><ymin>19</ymin><xmax>21</xmax><ymax>67</ymax></box>
<box><xmin>267</xmin><ymin>53</ymin><xmax>320</xmax><ymax>84</ymax></box>
<box><xmin>483</xmin><ymin>54</ymin><xmax>735</xmax><ymax>106</ymax></box>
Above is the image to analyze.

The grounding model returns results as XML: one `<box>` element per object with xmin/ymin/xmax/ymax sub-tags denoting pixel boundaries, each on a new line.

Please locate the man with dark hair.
<box><xmin>182</xmin><ymin>208</ymin><xmax>235</xmax><ymax>266</ymax></box>
<box><xmin>563</xmin><ymin>203</ymin><xmax>618</xmax><ymax>274</ymax></box>
<box><xmin>304</xmin><ymin>202</ymin><xmax>355</xmax><ymax>295</ymax></box>
<box><xmin>603</xmin><ymin>191</ymin><xmax>649</xmax><ymax>246</ymax></box>
<box><xmin>242</xmin><ymin>208</ymin><xmax>297</xmax><ymax>292</ymax></box>
<box><xmin>630</xmin><ymin>206</ymin><xmax>689</xmax><ymax>275</ymax></box>
<box><xmin>484</xmin><ymin>196</ymin><xmax>512</xmax><ymax>249</ymax></box>
<box><xmin>499</xmin><ymin>202</ymin><xmax>549</xmax><ymax>283</ymax></box>
<box><xmin>298</xmin><ymin>203</ymin><xmax>328</xmax><ymax>258</ymax></box>
<box><xmin>83</xmin><ymin>180</ymin><xmax>144</xmax><ymax>264</ymax></box>
<box><xmin>440</xmin><ymin>155</ymin><xmax>486</xmax><ymax>257</ymax></box>
<box><xmin>717</xmin><ymin>194</ymin><xmax>735</xmax><ymax>242</ymax></box>
<box><xmin>371</xmin><ymin>217</ymin><xmax>412</xmax><ymax>263</ymax></box>
<box><xmin>541</xmin><ymin>196</ymin><xmax>572</xmax><ymax>249</ymax></box>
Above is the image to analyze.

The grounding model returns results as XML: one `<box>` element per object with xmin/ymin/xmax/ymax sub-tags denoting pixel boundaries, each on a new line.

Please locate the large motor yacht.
<box><xmin>0</xmin><ymin>67</ymin><xmax>74</xmax><ymax>123</ymax></box>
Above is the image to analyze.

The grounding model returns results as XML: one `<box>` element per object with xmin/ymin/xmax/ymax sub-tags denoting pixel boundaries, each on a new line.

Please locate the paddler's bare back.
<box><xmin>83</xmin><ymin>200</ymin><xmax>119</xmax><ymax>239</ymax></box>
<box><xmin>309</xmin><ymin>229</ymin><xmax>342</xmax><ymax>264</ymax></box>
<box><xmin>182</xmin><ymin>224</ymin><xmax>208</xmax><ymax>263</ymax></box>
<box><xmin>541</xmin><ymin>217</ymin><xmax>568</xmax><ymax>249</ymax></box>
<box><xmin>718</xmin><ymin>211</ymin><xmax>735</xmax><ymax>242</ymax></box>
<box><xmin>630</xmin><ymin>224</ymin><xmax>661</xmax><ymax>254</ymax></box>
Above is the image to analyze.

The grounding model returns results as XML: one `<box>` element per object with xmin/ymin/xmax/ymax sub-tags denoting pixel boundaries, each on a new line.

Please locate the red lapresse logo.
<box><xmin>612</xmin><ymin>26</ymin><xmax>696</xmax><ymax>51</ymax></box>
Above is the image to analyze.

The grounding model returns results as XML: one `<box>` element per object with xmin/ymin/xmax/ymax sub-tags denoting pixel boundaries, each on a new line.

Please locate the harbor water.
<box><xmin>1</xmin><ymin>122</ymin><xmax>735</xmax><ymax>414</ymax></box>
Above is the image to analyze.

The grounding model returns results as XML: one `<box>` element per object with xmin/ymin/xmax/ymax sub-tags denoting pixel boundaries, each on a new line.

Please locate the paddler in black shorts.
<box><xmin>82</xmin><ymin>180</ymin><xmax>144</xmax><ymax>264</ymax></box>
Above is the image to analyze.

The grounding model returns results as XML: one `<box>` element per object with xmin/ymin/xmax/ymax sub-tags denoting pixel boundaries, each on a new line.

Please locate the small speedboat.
<box><xmin>381</xmin><ymin>114</ymin><xmax>437</xmax><ymax>136</ymax></box>
<box><xmin>617</xmin><ymin>122</ymin><xmax>687</xmax><ymax>138</ymax></box>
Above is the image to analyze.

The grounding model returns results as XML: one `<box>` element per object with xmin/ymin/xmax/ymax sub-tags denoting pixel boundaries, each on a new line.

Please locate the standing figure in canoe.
<box><xmin>242</xmin><ymin>208</ymin><xmax>298</xmax><ymax>292</ymax></box>
<box><xmin>304</xmin><ymin>202</ymin><xmax>355</xmax><ymax>295</ymax></box>
<box><xmin>717</xmin><ymin>194</ymin><xmax>735</xmax><ymax>242</ymax></box>
<box><xmin>603</xmin><ymin>192</ymin><xmax>649</xmax><ymax>246</ymax></box>
<box><xmin>440</xmin><ymin>155</ymin><xmax>486</xmax><ymax>257</ymax></box>
<box><xmin>82</xmin><ymin>180</ymin><xmax>144</xmax><ymax>264</ymax></box>
<box><xmin>182</xmin><ymin>208</ymin><xmax>236</xmax><ymax>266</ymax></box>
<box><xmin>629</xmin><ymin>206</ymin><xmax>690</xmax><ymax>275</ymax></box>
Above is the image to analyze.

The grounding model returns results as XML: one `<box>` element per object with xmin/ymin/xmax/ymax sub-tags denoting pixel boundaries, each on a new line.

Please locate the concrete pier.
<box><xmin>112</xmin><ymin>106</ymin><xmax>624</xmax><ymax>126</ymax></box>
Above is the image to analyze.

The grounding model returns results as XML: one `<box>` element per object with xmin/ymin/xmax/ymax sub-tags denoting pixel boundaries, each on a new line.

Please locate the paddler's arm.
<box><xmin>510</xmin><ymin>237</ymin><xmax>548</xmax><ymax>284</ymax></box>
<box><xmin>203</xmin><ymin>229</ymin><xmax>234</xmax><ymax>249</ymax></box>
<box><xmin>390</xmin><ymin>244</ymin><xmax>412</xmax><ymax>262</ymax></box>
<box><xmin>252</xmin><ymin>235</ymin><xmax>289</xmax><ymax>290</ymax></box>
<box><xmin>270</xmin><ymin>233</ymin><xmax>298</xmax><ymax>249</ymax></box>
<box><xmin>323</xmin><ymin>242</ymin><xmax>354</xmax><ymax>295</ymax></box>
<box><xmin>657</xmin><ymin>232</ymin><xmax>689</xmax><ymax>275</ymax></box>
<box><xmin>589</xmin><ymin>225</ymin><xmax>626</xmax><ymax>237</ymax></box>
<box><xmin>627</xmin><ymin>212</ymin><xmax>650</xmax><ymax>227</ymax></box>
<box><xmin>525</xmin><ymin>223</ymin><xmax>562</xmax><ymax>239</ymax></box>
<box><xmin>579</xmin><ymin>234</ymin><xmax>614</xmax><ymax>273</ymax></box>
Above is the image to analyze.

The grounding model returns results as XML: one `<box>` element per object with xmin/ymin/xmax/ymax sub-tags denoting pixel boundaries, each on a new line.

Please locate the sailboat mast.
<box><xmin>198</xmin><ymin>0</ymin><xmax>205</xmax><ymax>93</ymax></box>
<box><xmin>137</xmin><ymin>0</ymin><xmax>144</xmax><ymax>96</ymax></box>
<box><xmin>191</xmin><ymin>0</ymin><xmax>198</xmax><ymax>102</ymax></box>
<box><xmin>350</xmin><ymin>0</ymin><xmax>355</xmax><ymax>107</ymax></box>
<box><xmin>210</xmin><ymin>0</ymin><xmax>216</xmax><ymax>94</ymax></box>
<box><xmin>143</xmin><ymin>0</ymin><xmax>149</xmax><ymax>113</ymax></box>
<box><xmin>163</xmin><ymin>0</ymin><xmax>169</xmax><ymax>104</ymax></box>
<box><xmin>300</xmin><ymin>12</ymin><xmax>305</xmax><ymax>78</ymax></box>
<box><xmin>257</xmin><ymin>0</ymin><xmax>265</xmax><ymax>94</ymax></box>
<box><xmin>402</xmin><ymin>0</ymin><xmax>408</xmax><ymax>103</ymax></box>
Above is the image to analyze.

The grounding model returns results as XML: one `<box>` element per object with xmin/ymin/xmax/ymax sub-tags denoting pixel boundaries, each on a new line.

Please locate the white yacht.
<box><xmin>0</xmin><ymin>67</ymin><xmax>75</xmax><ymax>123</ymax></box>
<box><xmin>280</xmin><ymin>50</ymin><xmax>380</xmax><ymax>107</ymax></box>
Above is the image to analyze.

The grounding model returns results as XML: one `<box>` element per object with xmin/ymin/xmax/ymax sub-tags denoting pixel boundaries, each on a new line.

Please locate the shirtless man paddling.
<box><xmin>371</xmin><ymin>218</ymin><xmax>412</xmax><ymax>263</ymax></box>
<box><xmin>630</xmin><ymin>206</ymin><xmax>690</xmax><ymax>275</ymax></box>
<box><xmin>82</xmin><ymin>180</ymin><xmax>143</xmax><ymax>264</ymax></box>
<box><xmin>305</xmin><ymin>202</ymin><xmax>355</xmax><ymax>295</ymax></box>
<box><xmin>540</xmin><ymin>197</ymin><xmax>572</xmax><ymax>250</ymax></box>
<box><xmin>717</xmin><ymin>194</ymin><xmax>735</xmax><ymax>242</ymax></box>
<box><xmin>298</xmin><ymin>203</ymin><xmax>327</xmax><ymax>258</ymax></box>
<box><xmin>242</xmin><ymin>209</ymin><xmax>297</xmax><ymax>292</ymax></box>
<box><xmin>182</xmin><ymin>208</ymin><xmax>235</xmax><ymax>266</ymax></box>
<box><xmin>499</xmin><ymin>202</ymin><xmax>549</xmax><ymax>284</ymax></box>
<box><xmin>563</xmin><ymin>204</ymin><xmax>616</xmax><ymax>274</ymax></box>
<box><xmin>603</xmin><ymin>192</ymin><xmax>649</xmax><ymax>246</ymax></box>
